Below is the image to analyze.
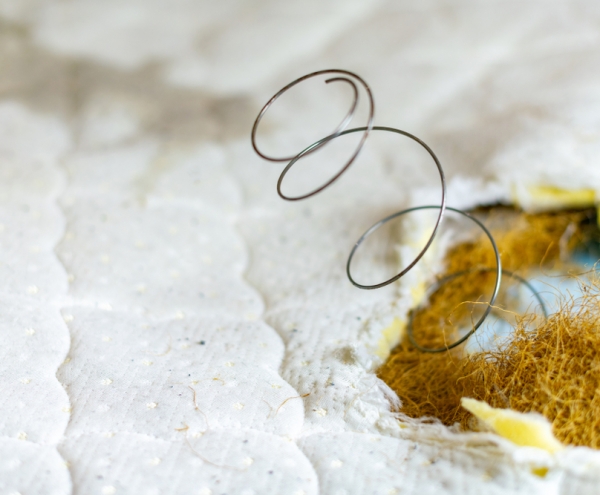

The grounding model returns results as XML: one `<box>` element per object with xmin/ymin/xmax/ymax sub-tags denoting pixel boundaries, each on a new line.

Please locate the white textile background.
<box><xmin>1</xmin><ymin>1</ymin><xmax>600</xmax><ymax>494</ymax></box>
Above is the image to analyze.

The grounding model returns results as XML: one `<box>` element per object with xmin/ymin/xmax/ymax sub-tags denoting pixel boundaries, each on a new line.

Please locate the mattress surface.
<box><xmin>1</xmin><ymin>1</ymin><xmax>600</xmax><ymax>494</ymax></box>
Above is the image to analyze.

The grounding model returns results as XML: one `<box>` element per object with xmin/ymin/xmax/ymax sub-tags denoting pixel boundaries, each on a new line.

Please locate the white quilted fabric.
<box><xmin>2</xmin><ymin>1</ymin><xmax>600</xmax><ymax>494</ymax></box>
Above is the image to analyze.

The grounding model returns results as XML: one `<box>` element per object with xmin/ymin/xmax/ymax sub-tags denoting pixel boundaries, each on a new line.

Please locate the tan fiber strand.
<box><xmin>378</xmin><ymin>207</ymin><xmax>600</xmax><ymax>448</ymax></box>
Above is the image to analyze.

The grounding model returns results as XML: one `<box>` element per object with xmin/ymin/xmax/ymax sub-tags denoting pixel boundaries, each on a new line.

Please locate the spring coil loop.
<box><xmin>251</xmin><ymin>69</ymin><xmax>546</xmax><ymax>353</ymax></box>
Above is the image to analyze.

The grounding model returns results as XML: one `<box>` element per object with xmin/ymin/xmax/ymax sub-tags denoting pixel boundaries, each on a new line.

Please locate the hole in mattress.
<box><xmin>378</xmin><ymin>205</ymin><xmax>600</xmax><ymax>448</ymax></box>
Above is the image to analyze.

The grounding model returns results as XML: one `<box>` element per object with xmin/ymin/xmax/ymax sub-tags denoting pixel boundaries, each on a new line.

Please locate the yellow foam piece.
<box><xmin>515</xmin><ymin>185</ymin><xmax>595</xmax><ymax>212</ymax></box>
<box><xmin>410</xmin><ymin>279</ymin><xmax>426</xmax><ymax>307</ymax></box>
<box><xmin>461</xmin><ymin>398</ymin><xmax>564</xmax><ymax>453</ymax></box>
<box><xmin>375</xmin><ymin>318</ymin><xmax>405</xmax><ymax>360</ymax></box>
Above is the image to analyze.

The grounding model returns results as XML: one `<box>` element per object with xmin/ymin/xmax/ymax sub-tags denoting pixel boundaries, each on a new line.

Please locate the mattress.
<box><xmin>1</xmin><ymin>1</ymin><xmax>600</xmax><ymax>493</ymax></box>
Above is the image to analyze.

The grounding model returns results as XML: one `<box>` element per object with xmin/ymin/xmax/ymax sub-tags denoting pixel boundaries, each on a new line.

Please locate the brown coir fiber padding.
<box><xmin>378</xmin><ymin>207</ymin><xmax>600</xmax><ymax>447</ymax></box>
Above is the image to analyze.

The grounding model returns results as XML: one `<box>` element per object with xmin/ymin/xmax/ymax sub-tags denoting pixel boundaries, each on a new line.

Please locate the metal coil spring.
<box><xmin>251</xmin><ymin>69</ymin><xmax>546</xmax><ymax>353</ymax></box>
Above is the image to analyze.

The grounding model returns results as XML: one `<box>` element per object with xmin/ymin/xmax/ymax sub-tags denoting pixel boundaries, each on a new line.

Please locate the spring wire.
<box><xmin>251</xmin><ymin>69</ymin><xmax>546</xmax><ymax>353</ymax></box>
